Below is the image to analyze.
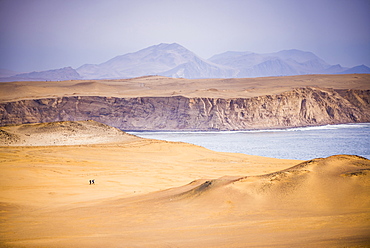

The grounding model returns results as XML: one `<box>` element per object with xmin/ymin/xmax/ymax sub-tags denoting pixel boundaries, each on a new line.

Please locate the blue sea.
<box><xmin>129</xmin><ymin>123</ymin><xmax>370</xmax><ymax>160</ymax></box>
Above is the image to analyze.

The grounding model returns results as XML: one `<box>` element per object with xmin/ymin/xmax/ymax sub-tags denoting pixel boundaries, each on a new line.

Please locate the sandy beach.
<box><xmin>1</xmin><ymin>120</ymin><xmax>369</xmax><ymax>247</ymax></box>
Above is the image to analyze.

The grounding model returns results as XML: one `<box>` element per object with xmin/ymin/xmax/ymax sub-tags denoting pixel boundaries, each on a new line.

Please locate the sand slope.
<box><xmin>0</xmin><ymin>120</ymin><xmax>138</xmax><ymax>146</ymax></box>
<box><xmin>72</xmin><ymin>155</ymin><xmax>369</xmax><ymax>248</ymax></box>
<box><xmin>1</xmin><ymin>121</ymin><xmax>369</xmax><ymax>247</ymax></box>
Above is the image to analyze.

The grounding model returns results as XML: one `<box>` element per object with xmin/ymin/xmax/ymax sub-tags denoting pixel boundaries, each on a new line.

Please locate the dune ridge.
<box><xmin>0</xmin><ymin>120</ymin><xmax>138</xmax><ymax>146</ymax></box>
<box><xmin>0</xmin><ymin>121</ymin><xmax>369</xmax><ymax>247</ymax></box>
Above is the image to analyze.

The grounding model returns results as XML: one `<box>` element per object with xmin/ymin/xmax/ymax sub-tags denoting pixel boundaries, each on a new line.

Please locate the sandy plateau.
<box><xmin>1</xmin><ymin>74</ymin><xmax>369</xmax><ymax>102</ymax></box>
<box><xmin>0</xmin><ymin>120</ymin><xmax>369</xmax><ymax>247</ymax></box>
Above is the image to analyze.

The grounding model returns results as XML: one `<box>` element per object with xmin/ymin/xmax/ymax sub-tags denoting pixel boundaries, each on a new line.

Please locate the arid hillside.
<box><xmin>0</xmin><ymin>74</ymin><xmax>369</xmax><ymax>130</ymax></box>
<box><xmin>0</xmin><ymin>121</ymin><xmax>369</xmax><ymax>247</ymax></box>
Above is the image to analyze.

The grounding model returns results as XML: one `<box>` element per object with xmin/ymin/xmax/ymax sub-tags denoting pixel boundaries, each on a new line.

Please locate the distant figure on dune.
<box><xmin>89</xmin><ymin>179</ymin><xmax>95</xmax><ymax>185</ymax></box>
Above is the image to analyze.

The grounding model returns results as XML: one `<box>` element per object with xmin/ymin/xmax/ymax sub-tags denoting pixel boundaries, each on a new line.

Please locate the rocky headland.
<box><xmin>0</xmin><ymin>74</ymin><xmax>369</xmax><ymax>130</ymax></box>
<box><xmin>1</xmin><ymin>87</ymin><xmax>369</xmax><ymax>131</ymax></box>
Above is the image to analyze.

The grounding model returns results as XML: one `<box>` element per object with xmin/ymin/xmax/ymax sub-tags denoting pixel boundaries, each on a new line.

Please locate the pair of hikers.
<box><xmin>89</xmin><ymin>179</ymin><xmax>95</xmax><ymax>185</ymax></box>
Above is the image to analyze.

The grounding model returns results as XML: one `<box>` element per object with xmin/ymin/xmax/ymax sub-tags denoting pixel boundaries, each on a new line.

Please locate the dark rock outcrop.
<box><xmin>1</xmin><ymin>88</ymin><xmax>369</xmax><ymax>130</ymax></box>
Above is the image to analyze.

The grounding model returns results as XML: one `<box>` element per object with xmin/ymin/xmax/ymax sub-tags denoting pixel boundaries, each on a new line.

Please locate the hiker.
<box><xmin>89</xmin><ymin>180</ymin><xmax>92</xmax><ymax>185</ymax></box>
<box><xmin>92</xmin><ymin>179</ymin><xmax>95</xmax><ymax>184</ymax></box>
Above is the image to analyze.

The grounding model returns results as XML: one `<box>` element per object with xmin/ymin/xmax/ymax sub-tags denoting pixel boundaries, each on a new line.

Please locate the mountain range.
<box><xmin>1</xmin><ymin>43</ymin><xmax>369</xmax><ymax>81</ymax></box>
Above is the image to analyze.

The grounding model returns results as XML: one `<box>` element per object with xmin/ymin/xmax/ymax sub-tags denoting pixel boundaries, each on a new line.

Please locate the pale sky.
<box><xmin>0</xmin><ymin>0</ymin><xmax>369</xmax><ymax>72</ymax></box>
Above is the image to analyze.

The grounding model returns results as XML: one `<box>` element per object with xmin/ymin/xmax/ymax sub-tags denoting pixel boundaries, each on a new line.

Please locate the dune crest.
<box><xmin>128</xmin><ymin>155</ymin><xmax>370</xmax><ymax>211</ymax></box>
<box><xmin>82</xmin><ymin>155</ymin><xmax>369</xmax><ymax>247</ymax></box>
<box><xmin>0</xmin><ymin>120</ymin><xmax>138</xmax><ymax>146</ymax></box>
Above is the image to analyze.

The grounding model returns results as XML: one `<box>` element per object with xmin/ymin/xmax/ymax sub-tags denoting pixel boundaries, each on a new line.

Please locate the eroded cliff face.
<box><xmin>1</xmin><ymin>87</ymin><xmax>369</xmax><ymax>130</ymax></box>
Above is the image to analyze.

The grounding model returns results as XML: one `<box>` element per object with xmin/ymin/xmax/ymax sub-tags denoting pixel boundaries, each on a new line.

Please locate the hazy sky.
<box><xmin>1</xmin><ymin>0</ymin><xmax>369</xmax><ymax>72</ymax></box>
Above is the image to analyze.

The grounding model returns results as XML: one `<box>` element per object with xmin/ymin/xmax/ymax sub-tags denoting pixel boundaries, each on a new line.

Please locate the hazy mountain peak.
<box><xmin>338</xmin><ymin>64</ymin><xmax>370</xmax><ymax>74</ymax></box>
<box><xmin>274</xmin><ymin>49</ymin><xmax>324</xmax><ymax>64</ymax></box>
<box><xmin>77</xmin><ymin>43</ymin><xmax>199</xmax><ymax>79</ymax></box>
<box><xmin>161</xmin><ymin>55</ymin><xmax>237</xmax><ymax>79</ymax></box>
<box><xmin>4</xmin><ymin>43</ymin><xmax>368</xmax><ymax>81</ymax></box>
<box><xmin>155</xmin><ymin>42</ymin><xmax>184</xmax><ymax>49</ymax></box>
<box><xmin>134</xmin><ymin>42</ymin><xmax>190</xmax><ymax>56</ymax></box>
<box><xmin>2</xmin><ymin>67</ymin><xmax>81</xmax><ymax>81</ymax></box>
<box><xmin>208</xmin><ymin>51</ymin><xmax>252</xmax><ymax>61</ymax></box>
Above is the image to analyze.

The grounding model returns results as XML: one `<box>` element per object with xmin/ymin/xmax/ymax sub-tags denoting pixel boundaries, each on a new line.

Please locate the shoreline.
<box><xmin>128</xmin><ymin>123</ymin><xmax>370</xmax><ymax>160</ymax></box>
<box><xmin>125</xmin><ymin>122</ymin><xmax>370</xmax><ymax>133</ymax></box>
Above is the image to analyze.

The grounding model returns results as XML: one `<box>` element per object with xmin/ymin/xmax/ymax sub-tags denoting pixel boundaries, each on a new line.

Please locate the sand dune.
<box><xmin>49</xmin><ymin>155</ymin><xmax>368</xmax><ymax>248</ymax></box>
<box><xmin>1</xmin><ymin>121</ymin><xmax>369</xmax><ymax>247</ymax></box>
<box><xmin>0</xmin><ymin>120</ymin><xmax>138</xmax><ymax>146</ymax></box>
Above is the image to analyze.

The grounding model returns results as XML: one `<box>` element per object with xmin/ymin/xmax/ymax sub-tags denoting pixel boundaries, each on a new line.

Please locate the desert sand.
<box><xmin>1</xmin><ymin>121</ymin><xmax>369</xmax><ymax>247</ymax></box>
<box><xmin>1</xmin><ymin>74</ymin><xmax>369</xmax><ymax>103</ymax></box>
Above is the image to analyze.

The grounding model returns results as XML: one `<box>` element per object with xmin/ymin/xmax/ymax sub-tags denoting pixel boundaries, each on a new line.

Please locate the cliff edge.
<box><xmin>1</xmin><ymin>87</ymin><xmax>369</xmax><ymax>130</ymax></box>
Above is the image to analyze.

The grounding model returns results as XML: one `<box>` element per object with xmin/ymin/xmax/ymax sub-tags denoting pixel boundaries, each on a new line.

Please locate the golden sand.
<box><xmin>1</xmin><ymin>121</ymin><xmax>369</xmax><ymax>247</ymax></box>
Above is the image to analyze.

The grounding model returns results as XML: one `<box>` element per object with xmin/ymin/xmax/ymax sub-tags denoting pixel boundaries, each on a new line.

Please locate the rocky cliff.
<box><xmin>1</xmin><ymin>87</ymin><xmax>369</xmax><ymax>130</ymax></box>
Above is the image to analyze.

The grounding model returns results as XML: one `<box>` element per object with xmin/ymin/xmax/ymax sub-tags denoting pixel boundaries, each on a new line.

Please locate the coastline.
<box><xmin>128</xmin><ymin>123</ymin><xmax>370</xmax><ymax>160</ymax></box>
<box><xmin>126</xmin><ymin>122</ymin><xmax>370</xmax><ymax>133</ymax></box>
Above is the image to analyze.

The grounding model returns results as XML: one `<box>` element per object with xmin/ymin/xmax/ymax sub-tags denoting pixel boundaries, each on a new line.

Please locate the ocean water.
<box><xmin>128</xmin><ymin>123</ymin><xmax>370</xmax><ymax>160</ymax></box>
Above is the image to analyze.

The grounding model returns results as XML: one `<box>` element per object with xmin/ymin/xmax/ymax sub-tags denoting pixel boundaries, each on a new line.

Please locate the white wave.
<box><xmin>128</xmin><ymin>123</ymin><xmax>370</xmax><ymax>135</ymax></box>
<box><xmin>286</xmin><ymin>123</ymin><xmax>370</xmax><ymax>132</ymax></box>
